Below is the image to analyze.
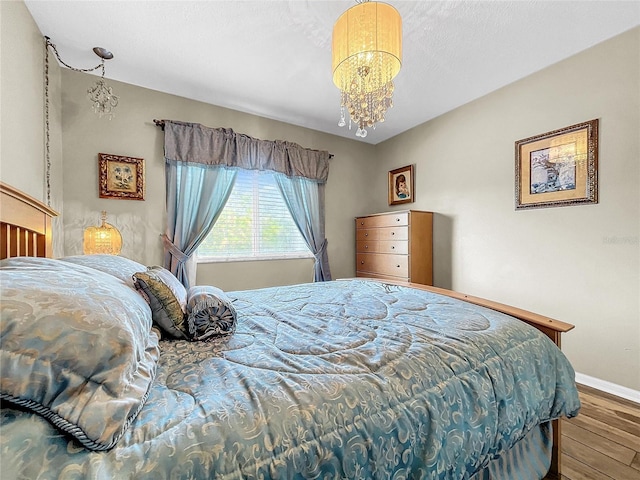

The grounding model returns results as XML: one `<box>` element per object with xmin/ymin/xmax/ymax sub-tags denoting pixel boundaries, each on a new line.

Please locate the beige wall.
<box><xmin>0</xmin><ymin>1</ymin><xmax>63</xmax><ymax>256</ymax></box>
<box><xmin>375</xmin><ymin>27</ymin><xmax>640</xmax><ymax>391</ymax></box>
<box><xmin>60</xmin><ymin>69</ymin><xmax>377</xmax><ymax>287</ymax></box>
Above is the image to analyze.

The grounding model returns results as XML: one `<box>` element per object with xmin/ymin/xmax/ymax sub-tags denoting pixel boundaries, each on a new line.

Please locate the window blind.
<box><xmin>197</xmin><ymin>169</ymin><xmax>312</xmax><ymax>261</ymax></box>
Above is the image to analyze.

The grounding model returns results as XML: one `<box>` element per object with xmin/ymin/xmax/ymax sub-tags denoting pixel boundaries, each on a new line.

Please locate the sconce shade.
<box><xmin>83</xmin><ymin>211</ymin><xmax>122</xmax><ymax>255</ymax></box>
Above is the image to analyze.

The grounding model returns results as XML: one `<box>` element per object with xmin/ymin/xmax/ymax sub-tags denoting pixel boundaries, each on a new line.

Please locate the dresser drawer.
<box><xmin>356</xmin><ymin>240</ymin><xmax>378</xmax><ymax>253</ymax></box>
<box><xmin>356</xmin><ymin>229</ymin><xmax>379</xmax><ymax>241</ymax></box>
<box><xmin>357</xmin><ymin>240</ymin><xmax>407</xmax><ymax>254</ymax></box>
<box><xmin>356</xmin><ymin>253</ymin><xmax>409</xmax><ymax>278</ymax></box>
<box><xmin>378</xmin><ymin>240</ymin><xmax>408</xmax><ymax>255</ymax></box>
<box><xmin>356</xmin><ymin>212</ymin><xmax>408</xmax><ymax>229</ymax></box>
<box><xmin>378</xmin><ymin>226</ymin><xmax>408</xmax><ymax>241</ymax></box>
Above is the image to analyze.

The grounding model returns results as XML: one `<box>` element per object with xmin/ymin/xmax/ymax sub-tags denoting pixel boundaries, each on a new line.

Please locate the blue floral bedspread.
<box><xmin>0</xmin><ymin>280</ymin><xmax>580</xmax><ymax>479</ymax></box>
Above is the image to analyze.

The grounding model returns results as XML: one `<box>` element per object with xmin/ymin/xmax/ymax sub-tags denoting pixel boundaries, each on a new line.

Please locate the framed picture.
<box><xmin>98</xmin><ymin>153</ymin><xmax>145</xmax><ymax>200</ymax></box>
<box><xmin>515</xmin><ymin>119</ymin><xmax>598</xmax><ymax>210</ymax></box>
<box><xmin>388</xmin><ymin>164</ymin><xmax>415</xmax><ymax>206</ymax></box>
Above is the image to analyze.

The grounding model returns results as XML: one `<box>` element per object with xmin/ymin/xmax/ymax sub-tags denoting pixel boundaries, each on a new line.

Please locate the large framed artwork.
<box><xmin>515</xmin><ymin>119</ymin><xmax>598</xmax><ymax>210</ymax></box>
<box><xmin>98</xmin><ymin>153</ymin><xmax>145</xmax><ymax>201</ymax></box>
<box><xmin>388</xmin><ymin>164</ymin><xmax>415</xmax><ymax>206</ymax></box>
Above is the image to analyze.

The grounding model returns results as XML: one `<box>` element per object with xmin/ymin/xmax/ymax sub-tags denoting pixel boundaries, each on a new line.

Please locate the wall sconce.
<box><xmin>83</xmin><ymin>211</ymin><xmax>122</xmax><ymax>255</ymax></box>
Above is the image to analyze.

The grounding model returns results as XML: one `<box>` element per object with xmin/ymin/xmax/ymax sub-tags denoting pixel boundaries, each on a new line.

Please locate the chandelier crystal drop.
<box><xmin>88</xmin><ymin>71</ymin><xmax>119</xmax><ymax>119</ymax></box>
<box><xmin>332</xmin><ymin>1</ymin><xmax>402</xmax><ymax>138</ymax></box>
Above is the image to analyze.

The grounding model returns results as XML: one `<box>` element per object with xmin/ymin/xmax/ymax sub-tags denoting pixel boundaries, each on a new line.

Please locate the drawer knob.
<box><xmin>396</xmin><ymin>218</ymin><xmax>400</xmax><ymax>222</ymax></box>
<box><xmin>364</xmin><ymin>233</ymin><xmax>368</xmax><ymax>237</ymax></box>
<box><xmin>361</xmin><ymin>261</ymin><xmax>365</xmax><ymax>264</ymax></box>
<box><xmin>396</xmin><ymin>264</ymin><xmax>400</xmax><ymax>268</ymax></box>
<box><xmin>391</xmin><ymin>232</ymin><xmax>395</xmax><ymax>236</ymax></box>
<box><xmin>391</xmin><ymin>246</ymin><xmax>395</xmax><ymax>250</ymax></box>
<box><xmin>365</xmin><ymin>245</ymin><xmax>369</xmax><ymax>249</ymax></box>
<box><xmin>360</xmin><ymin>221</ymin><xmax>364</xmax><ymax>225</ymax></box>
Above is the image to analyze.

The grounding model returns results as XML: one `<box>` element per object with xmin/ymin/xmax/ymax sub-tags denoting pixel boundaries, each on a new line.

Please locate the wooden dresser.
<box><xmin>355</xmin><ymin>210</ymin><xmax>433</xmax><ymax>285</ymax></box>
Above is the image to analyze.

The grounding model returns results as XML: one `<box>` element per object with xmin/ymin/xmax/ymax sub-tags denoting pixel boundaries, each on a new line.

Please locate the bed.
<box><xmin>0</xmin><ymin>182</ymin><xmax>580</xmax><ymax>479</ymax></box>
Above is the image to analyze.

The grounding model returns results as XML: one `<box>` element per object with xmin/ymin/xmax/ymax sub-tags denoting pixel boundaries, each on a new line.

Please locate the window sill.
<box><xmin>197</xmin><ymin>254</ymin><xmax>314</xmax><ymax>264</ymax></box>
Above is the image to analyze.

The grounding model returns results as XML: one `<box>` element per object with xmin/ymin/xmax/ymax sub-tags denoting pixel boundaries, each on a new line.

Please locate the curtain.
<box><xmin>163</xmin><ymin>160</ymin><xmax>236</xmax><ymax>288</ymax></box>
<box><xmin>162</xmin><ymin>120</ymin><xmax>331</xmax><ymax>286</ymax></box>
<box><xmin>164</xmin><ymin>121</ymin><xmax>330</xmax><ymax>181</ymax></box>
<box><xmin>275</xmin><ymin>173</ymin><xmax>331</xmax><ymax>282</ymax></box>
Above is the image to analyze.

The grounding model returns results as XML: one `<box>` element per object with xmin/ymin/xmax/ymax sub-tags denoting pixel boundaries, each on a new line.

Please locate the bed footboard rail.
<box><xmin>410</xmin><ymin>283</ymin><xmax>575</xmax><ymax>346</ymax></box>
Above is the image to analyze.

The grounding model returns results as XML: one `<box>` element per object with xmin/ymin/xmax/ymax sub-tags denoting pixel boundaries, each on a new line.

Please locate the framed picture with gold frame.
<box><xmin>98</xmin><ymin>153</ymin><xmax>145</xmax><ymax>200</ymax></box>
<box><xmin>515</xmin><ymin>119</ymin><xmax>598</xmax><ymax>210</ymax></box>
<box><xmin>388</xmin><ymin>164</ymin><xmax>415</xmax><ymax>206</ymax></box>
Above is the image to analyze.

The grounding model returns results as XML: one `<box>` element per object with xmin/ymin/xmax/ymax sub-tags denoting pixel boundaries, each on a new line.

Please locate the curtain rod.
<box><xmin>152</xmin><ymin>119</ymin><xmax>334</xmax><ymax>159</ymax></box>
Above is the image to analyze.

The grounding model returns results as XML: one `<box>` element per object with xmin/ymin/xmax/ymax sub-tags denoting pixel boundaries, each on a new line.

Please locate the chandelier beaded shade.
<box><xmin>332</xmin><ymin>1</ymin><xmax>402</xmax><ymax>138</ymax></box>
<box><xmin>83</xmin><ymin>211</ymin><xmax>122</xmax><ymax>255</ymax></box>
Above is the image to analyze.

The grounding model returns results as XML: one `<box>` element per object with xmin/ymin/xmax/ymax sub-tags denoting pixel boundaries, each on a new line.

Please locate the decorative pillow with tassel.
<box><xmin>186</xmin><ymin>285</ymin><xmax>237</xmax><ymax>341</ymax></box>
<box><xmin>133</xmin><ymin>266</ymin><xmax>188</xmax><ymax>340</ymax></box>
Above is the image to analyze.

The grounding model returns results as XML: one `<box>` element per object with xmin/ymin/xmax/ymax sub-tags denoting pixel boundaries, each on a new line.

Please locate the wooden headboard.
<box><xmin>0</xmin><ymin>182</ymin><xmax>58</xmax><ymax>259</ymax></box>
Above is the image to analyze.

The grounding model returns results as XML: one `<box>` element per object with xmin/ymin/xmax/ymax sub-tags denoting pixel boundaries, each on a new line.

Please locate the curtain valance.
<box><xmin>163</xmin><ymin>121</ymin><xmax>330</xmax><ymax>183</ymax></box>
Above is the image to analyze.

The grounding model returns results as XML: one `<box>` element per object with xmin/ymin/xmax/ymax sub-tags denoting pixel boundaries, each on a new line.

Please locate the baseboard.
<box><xmin>575</xmin><ymin>372</ymin><xmax>640</xmax><ymax>404</ymax></box>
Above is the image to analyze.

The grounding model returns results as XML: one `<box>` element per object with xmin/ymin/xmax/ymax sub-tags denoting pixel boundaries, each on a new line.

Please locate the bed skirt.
<box><xmin>472</xmin><ymin>421</ymin><xmax>552</xmax><ymax>480</ymax></box>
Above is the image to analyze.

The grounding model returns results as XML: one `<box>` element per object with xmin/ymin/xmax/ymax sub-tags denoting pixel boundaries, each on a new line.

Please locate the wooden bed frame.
<box><xmin>0</xmin><ymin>181</ymin><xmax>571</xmax><ymax>479</ymax></box>
<box><xmin>0</xmin><ymin>182</ymin><xmax>58</xmax><ymax>259</ymax></box>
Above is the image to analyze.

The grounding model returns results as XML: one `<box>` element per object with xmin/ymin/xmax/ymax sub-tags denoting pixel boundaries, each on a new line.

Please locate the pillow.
<box><xmin>133</xmin><ymin>266</ymin><xmax>188</xmax><ymax>339</ymax></box>
<box><xmin>0</xmin><ymin>257</ymin><xmax>159</xmax><ymax>451</ymax></box>
<box><xmin>186</xmin><ymin>285</ymin><xmax>237</xmax><ymax>341</ymax></box>
<box><xmin>60</xmin><ymin>254</ymin><xmax>146</xmax><ymax>288</ymax></box>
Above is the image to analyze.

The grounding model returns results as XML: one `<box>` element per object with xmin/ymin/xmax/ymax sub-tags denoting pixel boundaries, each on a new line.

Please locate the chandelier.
<box><xmin>45</xmin><ymin>37</ymin><xmax>119</xmax><ymax>119</ymax></box>
<box><xmin>332</xmin><ymin>0</ymin><xmax>402</xmax><ymax>138</ymax></box>
<box><xmin>87</xmin><ymin>48</ymin><xmax>119</xmax><ymax>118</ymax></box>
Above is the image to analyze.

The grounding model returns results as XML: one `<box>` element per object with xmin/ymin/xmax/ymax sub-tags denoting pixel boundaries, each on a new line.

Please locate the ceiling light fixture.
<box><xmin>332</xmin><ymin>0</ymin><xmax>402</xmax><ymax>138</ymax></box>
<box><xmin>45</xmin><ymin>36</ymin><xmax>119</xmax><ymax>119</ymax></box>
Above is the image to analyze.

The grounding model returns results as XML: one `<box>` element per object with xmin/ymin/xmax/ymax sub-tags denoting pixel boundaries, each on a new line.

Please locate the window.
<box><xmin>197</xmin><ymin>169</ymin><xmax>312</xmax><ymax>262</ymax></box>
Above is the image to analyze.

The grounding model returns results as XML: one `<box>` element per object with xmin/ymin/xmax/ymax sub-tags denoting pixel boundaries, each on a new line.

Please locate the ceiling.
<box><xmin>25</xmin><ymin>1</ymin><xmax>640</xmax><ymax>145</ymax></box>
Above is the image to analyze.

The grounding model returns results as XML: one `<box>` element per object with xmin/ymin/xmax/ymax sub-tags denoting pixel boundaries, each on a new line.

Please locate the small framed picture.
<box><xmin>388</xmin><ymin>164</ymin><xmax>415</xmax><ymax>206</ymax></box>
<box><xmin>515</xmin><ymin>119</ymin><xmax>598</xmax><ymax>210</ymax></box>
<box><xmin>98</xmin><ymin>153</ymin><xmax>145</xmax><ymax>200</ymax></box>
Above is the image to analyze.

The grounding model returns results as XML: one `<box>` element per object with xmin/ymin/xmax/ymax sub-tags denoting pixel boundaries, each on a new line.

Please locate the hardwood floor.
<box><xmin>555</xmin><ymin>384</ymin><xmax>640</xmax><ymax>480</ymax></box>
